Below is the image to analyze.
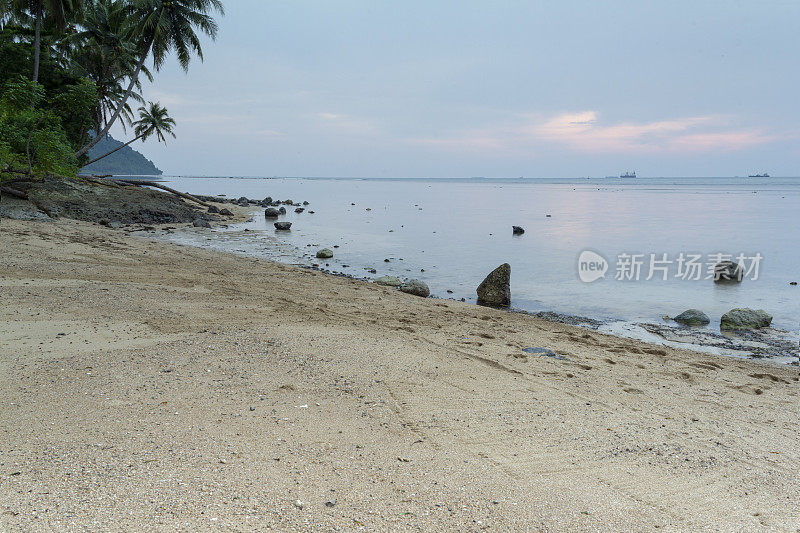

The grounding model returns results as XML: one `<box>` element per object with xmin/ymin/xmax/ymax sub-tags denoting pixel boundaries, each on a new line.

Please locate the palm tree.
<box><xmin>69</xmin><ymin>0</ymin><xmax>152</xmax><ymax>134</ymax></box>
<box><xmin>75</xmin><ymin>0</ymin><xmax>223</xmax><ymax>157</ymax></box>
<box><xmin>10</xmin><ymin>0</ymin><xmax>80</xmax><ymax>82</ymax></box>
<box><xmin>83</xmin><ymin>101</ymin><xmax>175</xmax><ymax>165</ymax></box>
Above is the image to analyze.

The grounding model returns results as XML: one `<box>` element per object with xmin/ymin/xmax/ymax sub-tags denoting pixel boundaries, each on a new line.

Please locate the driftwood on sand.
<box><xmin>110</xmin><ymin>179</ymin><xmax>212</xmax><ymax>208</ymax></box>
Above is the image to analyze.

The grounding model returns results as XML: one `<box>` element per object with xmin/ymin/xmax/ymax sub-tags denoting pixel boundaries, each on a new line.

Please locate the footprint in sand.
<box><xmin>748</xmin><ymin>373</ymin><xmax>790</xmax><ymax>384</ymax></box>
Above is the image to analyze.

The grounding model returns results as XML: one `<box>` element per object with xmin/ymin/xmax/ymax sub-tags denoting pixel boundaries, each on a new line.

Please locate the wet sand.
<box><xmin>1</xmin><ymin>218</ymin><xmax>798</xmax><ymax>531</ymax></box>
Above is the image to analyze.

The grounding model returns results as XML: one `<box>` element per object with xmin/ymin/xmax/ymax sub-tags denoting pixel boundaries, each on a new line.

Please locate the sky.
<box><xmin>118</xmin><ymin>0</ymin><xmax>800</xmax><ymax>177</ymax></box>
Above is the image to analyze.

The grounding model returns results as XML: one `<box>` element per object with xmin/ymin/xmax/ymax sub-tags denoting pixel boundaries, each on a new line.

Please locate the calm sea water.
<box><xmin>157</xmin><ymin>176</ymin><xmax>800</xmax><ymax>335</ymax></box>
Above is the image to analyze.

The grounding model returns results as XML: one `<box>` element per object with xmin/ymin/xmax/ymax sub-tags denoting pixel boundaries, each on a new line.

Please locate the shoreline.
<box><xmin>153</xmin><ymin>201</ymin><xmax>799</xmax><ymax>366</ymax></box>
<box><xmin>2</xmin><ymin>216</ymin><xmax>799</xmax><ymax>529</ymax></box>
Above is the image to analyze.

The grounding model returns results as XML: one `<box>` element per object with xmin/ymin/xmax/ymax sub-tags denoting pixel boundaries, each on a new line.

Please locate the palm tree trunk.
<box><xmin>31</xmin><ymin>1</ymin><xmax>42</xmax><ymax>82</ymax></box>
<box><xmin>74</xmin><ymin>36</ymin><xmax>155</xmax><ymax>158</ymax></box>
<box><xmin>83</xmin><ymin>133</ymin><xmax>146</xmax><ymax>166</ymax></box>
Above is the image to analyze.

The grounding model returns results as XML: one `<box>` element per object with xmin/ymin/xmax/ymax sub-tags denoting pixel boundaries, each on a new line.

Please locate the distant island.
<box><xmin>81</xmin><ymin>135</ymin><xmax>163</xmax><ymax>176</ymax></box>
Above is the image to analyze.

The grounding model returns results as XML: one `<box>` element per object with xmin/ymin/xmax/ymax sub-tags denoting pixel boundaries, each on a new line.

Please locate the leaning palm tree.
<box><xmin>69</xmin><ymin>0</ymin><xmax>152</xmax><ymax>135</ymax></box>
<box><xmin>83</xmin><ymin>101</ymin><xmax>175</xmax><ymax>166</ymax></box>
<box><xmin>75</xmin><ymin>0</ymin><xmax>223</xmax><ymax>157</ymax></box>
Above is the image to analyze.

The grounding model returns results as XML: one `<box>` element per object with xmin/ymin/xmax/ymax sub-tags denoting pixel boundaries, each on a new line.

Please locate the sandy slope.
<box><xmin>0</xmin><ymin>218</ymin><xmax>798</xmax><ymax>532</ymax></box>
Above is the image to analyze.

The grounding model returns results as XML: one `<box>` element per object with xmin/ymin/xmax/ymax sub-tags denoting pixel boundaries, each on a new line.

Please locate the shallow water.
<box><xmin>155</xmin><ymin>176</ymin><xmax>800</xmax><ymax>353</ymax></box>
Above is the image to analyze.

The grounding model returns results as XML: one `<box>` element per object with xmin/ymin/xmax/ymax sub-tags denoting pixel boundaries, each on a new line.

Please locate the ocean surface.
<box><xmin>154</xmin><ymin>176</ymin><xmax>800</xmax><ymax>351</ymax></box>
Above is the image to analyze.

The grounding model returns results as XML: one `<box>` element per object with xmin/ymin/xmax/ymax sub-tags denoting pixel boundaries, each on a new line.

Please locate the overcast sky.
<box><xmin>118</xmin><ymin>0</ymin><xmax>800</xmax><ymax>177</ymax></box>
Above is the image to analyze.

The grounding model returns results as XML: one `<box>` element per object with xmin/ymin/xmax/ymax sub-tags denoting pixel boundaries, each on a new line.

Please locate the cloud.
<box><xmin>410</xmin><ymin>111</ymin><xmax>776</xmax><ymax>155</ymax></box>
<box><xmin>314</xmin><ymin>111</ymin><xmax>376</xmax><ymax>135</ymax></box>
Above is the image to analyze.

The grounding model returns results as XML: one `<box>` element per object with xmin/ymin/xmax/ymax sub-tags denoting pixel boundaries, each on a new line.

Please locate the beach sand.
<box><xmin>1</xmin><ymin>218</ymin><xmax>798</xmax><ymax>531</ymax></box>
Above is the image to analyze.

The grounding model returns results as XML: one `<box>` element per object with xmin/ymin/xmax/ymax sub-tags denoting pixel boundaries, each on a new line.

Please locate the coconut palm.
<box><xmin>69</xmin><ymin>0</ymin><xmax>152</xmax><ymax>133</ymax></box>
<box><xmin>75</xmin><ymin>0</ymin><xmax>223</xmax><ymax>157</ymax></box>
<box><xmin>9</xmin><ymin>0</ymin><xmax>80</xmax><ymax>81</ymax></box>
<box><xmin>83</xmin><ymin>101</ymin><xmax>175</xmax><ymax>165</ymax></box>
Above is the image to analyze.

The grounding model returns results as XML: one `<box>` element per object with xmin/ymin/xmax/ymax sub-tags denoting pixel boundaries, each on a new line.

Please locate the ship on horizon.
<box><xmin>620</xmin><ymin>171</ymin><xmax>636</xmax><ymax>179</ymax></box>
<box><xmin>748</xmin><ymin>172</ymin><xmax>770</xmax><ymax>177</ymax></box>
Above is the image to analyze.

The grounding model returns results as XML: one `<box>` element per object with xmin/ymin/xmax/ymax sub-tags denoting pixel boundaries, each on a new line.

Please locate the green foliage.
<box><xmin>1</xmin><ymin>0</ymin><xmax>224</xmax><ymax>177</ymax></box>
<box><xmin>0</xmin><ymin>75</ymin><xmax>97</xmax><ymax>177</ymax></box>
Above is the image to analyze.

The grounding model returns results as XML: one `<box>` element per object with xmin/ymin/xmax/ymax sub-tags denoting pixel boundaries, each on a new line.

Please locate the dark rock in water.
<box><xmin>477</xmin><ymin>263</ymin><xmax>511</xmax><ymax>307</ymax></box>
<box><xmin>295</xmin><ymin>207</ymin><xmax>305</xmax><ymax>213</ymax></box>
<box><xmin>308</xmin><ymin>210</ymin><xmax>315</xmax><ymax>214</ymax></box>
<box><xmin>673</xmin><ymin>309</ymin><xmax>710</xmax><ymax>326</ymax></box>
<box><xmin>284</xmin><ymin>199</ymin><xmax>293</xmax><ymax>204</ymax></box>
<box><xmin>790</xmin><ymin>281</ymin><xmax>798</xmax><ymax>286</ymax></box>
<box><xmin>303</xmin><ymin>201</ymin><xmax>309</xmax><ymax>206</ymax></box>
<box><xmin>399</xmin><ymin>279</ymin><xmax>430</xmax><ymax>297</ymax></box>
<box><xmin>263</xmin><ymin>196</ymin><xmax>273</xmax><ymax>205</ymax></box>
<box><xmin>720</xmin><ymin>308</ymin><xmax>772</xmax><ymax>330</ymax></box>
<box><xmin>713</xmin><ymin>261</ymin><xmax>743</xmax><ymax>283</ymax></box>
<box><xmin>274</xmin><ymin>221</ymin><xmax>292</xmax><ymax>230</ymax></box>
<box><xmin>193</xmin><ymin>219</ymin><xmax>211</xmax><ymax>228</ymax></box>
<box><xmin>316</xmin><ymin>248</ymin><xmax>334</xmax><ymax>259</ymax></box>
<box><xmin>236</xmin><ymin>196</ymin><xmax>249</xmax><ymax>206</ymax></box>
<box><xmin>219</xmin><ymin>208</ymin><xmax>233</xmax><ymax>216</ymax></box>
<box><xmin>278</xmin><ymin>206</ymin><xmax>287</xmax><ymax>215</ymax></box>
<box><xmin>264</xmin><ymin>207</ymin><xmax>280</xmax><ymax>218</ymax></box>
<box><xmin>512</xmin><ymin>226</ymin><xmax>525</xmax><ymax>235</ymax></box>
<box><xmin>207</xmin><ymin>205</ymin><xmax>220</xmax><ymax>214</ymax></box>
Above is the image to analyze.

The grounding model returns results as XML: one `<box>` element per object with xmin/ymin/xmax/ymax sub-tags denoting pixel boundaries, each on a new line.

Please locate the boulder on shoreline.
<box><xmin>720</xmin><ymin>308</ymin><xmax>772</xmax><ymax>330</ymax></box>
<box><xmin>673</xmin><ymin>309</ymin><xmax>710</xmax><ymax>326</ymax></box>
<box><xmin>274</xmin><ymin>221</ymin><xmax>292</xmax><ymax>231</ymax></box>
<box><xmin>219</xmin><ymin>208</ymin><xmax>233</xmax><ymax>216</ymax></box>
<box><xmin>399</xmin><ymin>279</ymin><xmax>430</xmax><ymax>297</ymax></box>
<box><xmin>374</xmin><ymin>275</ymin><xmax>402</xmax><ymax>287</ymax></box>
<box><xmin>477</xmin><ymin>263</ymin><xmax>511</xmax><ymax>307</ymax></box>
<box><xmin>295</xmin><ymin>208</ymin><xmax>305</xmax><ymax>213</ymax></box>
<box><xmin>316</xmin><ymin>248</ymin><xmax>334</xmax><ymax>259</ymax></box>
<box><xmin>713</xmin><ymin>261</ymin><xmax>743</xmax><ymax>283</ymax></box>
<box><xmin>193</xmin><ymin>219</ymin><xmax>211</xmax><ymax>228</ymax></box>
<box><xmin>264</xmin><ymin>208</ymin><xmax>280</xmax><ymax>218</ymax></box>
<box><xmin>278</xmin><ymin>206</ymin><xmax>287</xmax><ymax>215</ymax></box>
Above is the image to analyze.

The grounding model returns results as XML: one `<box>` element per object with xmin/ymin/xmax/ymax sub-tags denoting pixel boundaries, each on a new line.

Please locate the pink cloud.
<box><xmin>410</xmin><ymin>111</ymin><xmax>777</xmax><ymax>155</ymax></box>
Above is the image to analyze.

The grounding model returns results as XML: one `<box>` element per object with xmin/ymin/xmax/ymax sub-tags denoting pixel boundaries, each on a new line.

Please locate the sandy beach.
<box><xmin>1</xmin><ymin>217</ymin><xmax>798</xmax><ymax>531</ymax></box>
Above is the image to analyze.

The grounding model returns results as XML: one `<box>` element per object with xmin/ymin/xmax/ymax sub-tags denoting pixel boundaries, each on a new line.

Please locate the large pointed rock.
<box><xmin>477</xmin><ymin>263</ymin><xmax>511</xmax><ymax>307</ymax></box>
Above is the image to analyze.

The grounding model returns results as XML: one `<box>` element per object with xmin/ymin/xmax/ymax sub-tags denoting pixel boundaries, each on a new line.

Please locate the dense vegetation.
<box><xmin>0</xmin><ymin>0</ymin><xmax>224</xmax><ymax>182</ymax></box>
